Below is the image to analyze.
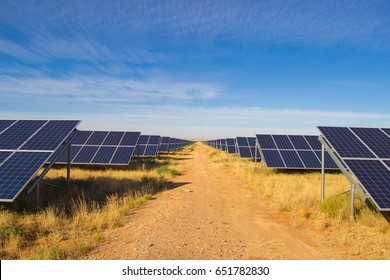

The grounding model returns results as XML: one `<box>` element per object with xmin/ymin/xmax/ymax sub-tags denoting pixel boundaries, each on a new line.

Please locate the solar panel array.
<box><xmin>56</xmin><ymin>130</ymin><xmax>141</xmax><ymax>165</ymax></box>
<box><xmin>0</xmin><ymin>120</ymin><xmax>80</xmax><ymax>202</ymax></box>
<box><xmin>256</xmin><ymin>134</ymin><xmax>339</xmax><ymax>170</ymax></box>
<box><xmin>159</xmin><ymin>137</ymin><xmax>170</xmax><ymax>153</ymax></box>
<box><xmin>135</xmin><ymin>135</ymin><xmax>161</xmax><ymax>157</ymax></box>
<box><xmin>318</xmin><ymin>127</ymin><xmax>390</xmax><ymax>211</ymax></box>
<box><xmin>226</xmin><ymin>138</ymin><xmax>237</xmax><ymax>154</ymax></box>
<box><xmin>236</xmin><ymin>137</ymin><xmax>259</xmax><ymax>159</ymax></box>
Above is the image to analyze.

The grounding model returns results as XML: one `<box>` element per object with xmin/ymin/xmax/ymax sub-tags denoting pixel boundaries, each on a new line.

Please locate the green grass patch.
<box><xmin>156</xmin><ymin>165</ymin><xmax>181</xmax><ymax>177</ymax></box>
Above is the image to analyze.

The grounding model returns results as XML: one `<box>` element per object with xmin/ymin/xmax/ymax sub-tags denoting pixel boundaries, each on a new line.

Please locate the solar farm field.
<box><xmin>1</xmin><ymin>142</ymin><xmax>388</xmax><ymax>260</ymax></box>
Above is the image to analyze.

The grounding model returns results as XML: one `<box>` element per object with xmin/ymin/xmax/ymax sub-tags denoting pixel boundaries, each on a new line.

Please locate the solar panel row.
<box><xmin>0</xmin><ymin>120</ymin><xmax>80</xmax><ymax>202</ymax></box>
<box><xmin>56</xmin><ymin>131</ymin><xmax>141</xmax><ymax>165</ymax></box>
<box><xmin>135</xmin><ymin>135</ymin><xmax>160</xmax><ymax>157</ymax></box>
<box><xmin>318</xmin><ymin>126</ymin><xmax>390</xmax><ymax>211</ymax></box>
<box><xmin>256</xmin><ymin>134</ymin><xmax>338</xmax><ymax>170</ymax></box>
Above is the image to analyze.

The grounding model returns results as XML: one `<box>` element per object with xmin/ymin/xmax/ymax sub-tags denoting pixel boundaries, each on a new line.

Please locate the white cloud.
<box><xmin>2</xmin><ymin>106</ymin><xmax>389</xmax><ymax>139</ymax></box>
<box><xmin>0</xmin><ymin>75</ymin><xmax>222</xmax><ymax>103</ymax></box>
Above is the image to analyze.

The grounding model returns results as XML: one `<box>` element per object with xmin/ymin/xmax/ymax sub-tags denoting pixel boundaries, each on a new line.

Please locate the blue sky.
<box><xmin>1</xmin><ymin>0</ymin><xmax>389</xmax><ymax>139</ymax></box>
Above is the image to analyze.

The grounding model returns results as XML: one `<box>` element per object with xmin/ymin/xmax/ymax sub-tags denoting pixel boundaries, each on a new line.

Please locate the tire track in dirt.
<box><xmin>87</xmin><ymin>143</ymin><xmax>338</xmax><ymax>260</ymax></box>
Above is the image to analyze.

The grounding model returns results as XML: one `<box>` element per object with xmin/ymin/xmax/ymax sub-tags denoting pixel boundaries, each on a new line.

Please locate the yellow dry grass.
<box><xmin>203</xmin><ymin>144</ymin><xmax>389</xmax><ymax>259</ymax></box>
<box><xmin>0</xmin><ymin>156</ymin><xmax>182</xmax><ymax>260</ymax></box>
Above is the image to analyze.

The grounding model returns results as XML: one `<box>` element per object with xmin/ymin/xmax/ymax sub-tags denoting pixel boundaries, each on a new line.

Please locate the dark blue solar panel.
<box><xmin>318</xmin><ymin>127</ymin><xmax>375</xmax><ymax>158</ymax></box>
<box><xmin>256</xmin><ymin>135</ymin><xmax>277</xmax><ymax>149</ymax></box>
<box><xmin>91</xmin><ymin>147</ymin><xmax>116</xmax><ymax>164</ymax></box>
<box><xmin>314</xmin><ymin>151</ymin><xmax>340</xmax><ymax>169</ymax></box>
<box><xmin>137</xmin><ymin>145</ymin><xmax>146</xmax><ymax>156</ymax></box>
<box><xmin>298</xmin><ymin>151</ymin><xmax>321</xmax><ymax>169</ymax></box>
<box><xmin>159</xmin><ymin>144</ymin><xmax>169</xmax><ymax>152</ymax></box>
<box><xmin>73</xmin><ymin>146</ymin><xmax>99</xmax><ymax>163</ymax></box>
<box><xmin>227</xmin><ymin>146</ymin><xmax>236</xmax><ymax>154</ymax></box>
<box><xmin>148</xmin><ymin>136</ymin><xmax>160</xmax><ymax>145</ymax></box>
<box><xmin>0</xmin><ymin>152</ymin><xmax>12</xmax><ymax>164</ymax></box>
<box><xmin>236</xmin><ymin>137</ymin><xmax>248</xmax><ymax>146</ymax></box>
<box><xmin>144</xmin><ymin>146</ymin><xmax>158</xmax><ymax>157</ymax></box>
<box><xmin>160</xmin><ymin>137</ymin><xmax>170</xmax><ymax>144</ymax></box>
<box><xmin>138</xmin><ymin>135</ymin><xmax>149</xmax><ymax>145</ymax></box>
<box><xmin>21</xmin><ymin>120</ymin><xmax>79</xmax><ymax>151</ymax></box>
<box><xmin>273</xmin><ymin>135</ymin><xmax>294</xmax><ymax>149</ymax></box>
<box><xmin>0</xmin><ymin>120</ymin><xmax>46</xmax><ymax>150</ymax></box>
<box><xmin>221</xmin><ymin>144</ymin><xmax>226</xmax><ymax>151</ymax></box>
<box><xmin>56</xmin><ymin>145</ymin><xmax>82</xmax><ymax>163</ymax></box>
<box><xmin>85</xmin><ymin>131</ymin><xmax>108</xmax><ymax>145</ymax></box>
<box><xmin>383</xmin><ymin>160</ymin><xmax>390</xmax><ymax>169</ymax></box>
<box><xmin>251</xmin><ymin>147</ymin><xmax>260</xmax><ymax>159</ymax></box>
<box><xmin>304</xmin><ymin>136</ymin><xmax>322</xmax><ymax>150</ymax></box>
<box><xmin>344</xmin><ymin>160</ymin><xmax>390</xmax><ymax>210</ymax></box>
<box><xmin>120</xmin><ymin>132</ymin><xmax>141</xmax><ymax>146</ymax></box>
<box><xmin>289</xmin><ymin>135</ymin><xmax>311</xmax><ymax>150</ymax></box>
<box><xmin>262</xmin><ymin>150</ymin><xmax>285</xmax><ymax>168</ymax></box>
<box><xmin>382</xmin><ymin>128</ymin><xmax>390</xmax><ymax>137</ymax></box>
<box><xmin>0</xmin><ymin>120</ymin><xmax>16</xmax><ymax>133</ymax></box>
<box><xmin>103</xmin><ymin>132</ymin><xmax>124</xmax><ymax>145</ymax></box>
<box><xmin>111</xmin><ymin>147</ymin><xmax>134</xmax><ymax>164</ymax></box>
<box><xmin>238</xmin><ymin>147</ymin><xmax>252</xmax><ymax>158</ymax></box>
<box><xmin>350</xmin><ymin>128</ymin><xmax>390</xmax><ymax>158</ymax></box>
<box><xmin>226</xmin><ymin>138</ymin><xmax>235</xmax><ymax>145</ymax></box>
<box><xmin>280</xmin><ymin>150</ymin><xmax>304</xmax><ymax>168</ymax></box>
<box><xmin>247</xmin><ymin>137</ymin><xmax>256</xmax><ymax>146</ymax></box>
<box><xmin>71</xmin><ymin>131</ymin><xmax>93</xmax><ymax>145</ymax></box>
<box><xmin>0</xmin><ymin>151</ymin><xmax>51</xmax><ymax>201</ymax></box>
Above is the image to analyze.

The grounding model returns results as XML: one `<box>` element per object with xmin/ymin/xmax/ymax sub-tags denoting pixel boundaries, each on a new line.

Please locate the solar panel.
<box><xmin>111</xmin><ymin>147</ymin><xmax>135</xmax><ymax>164</ymax></box>
<box><xmin>344</xmin><ymin>160</ymin><xmax>390</xmax><ymax>210</ymax></box>
<box><xmin>256</xmin><ymin>134</ymin><xmax>338</xmax><ymax>170</ymax></box>
<box><xmin>0</xmin><ymin>152</ymin><xmax>12</xmax><ymax>164</ymax></box>
<box><xmin>262</xmin><ymin>150</ymin><xmax>285</xmax><ymax>168</ymax></box>
<box><xmin>0</xmin><ymin>120</ymin><xmax>80</xmax><ymax>202</ymax></box>
<box><xmin>0</xmin><ymin>120</ymin><xmax>17</xmax><ymax>133</ymax></box>
<box><xmin>226</xmin><ymin>138</ymin><xmax>236</xmax><ymax>154</ymax></box>
<box><xmin>0</xmin><ymin>152</ymin><xmax>52</xmax><ymax>201</ymax></box>
<box><xmin>0</xmin><ymin>120</ymin><xmax>46</xmax><ymax>150</ymax></box>
<box><xmin>91</xmin><ymin>146</ymin><xmax>116</xmax><ymax>164</ymax></box>
<box><xmin>21</xmin><ymin>120</ymin><xmax>80</xmax><ymax>151</ymax></box>
<box><xmin>350</xmin><ymin>127</ymin><xmax>390</xmax><ymax>158</ymax></box>
<box><xmin>103</xmin><ymin>132</ymin><xmax>124</xmax><ymax>145</ymax></box>
<box><xmin>318</xmin><ymin>126</ymin><xmax>390</xmax><ymax>211</ymax></box>
<box><xmin>56</xmin><ymin>130</ymin><xmax>141</xmax><ymax>165</ymax></box>
<box><xmin>135</xmin><ymin>135</ymin><xmax>160</xmax><ymax>157</ymax></box>
<box><xmin>86</xmin><ymin>131</ymin><xmax>109</xmax><ymax>145</ymax></box>
<box><xmin>120</xmin><ymin>132</ymin><xmax>141</xmax><ymax>146</ymax></box>
<box><xmin>318</xmin><ymin>127</ymin><xmax>375</xmax><ymax>158</ymax></box>
<box><xmin>236</xmin><ymin>137</ymin><xmax>258</xmax><ymax>159</ymax></box>
<box><xmin>159</xmin><ymin>137</ymin><xmax>170</xmax><ymax>153</ymax></box>
<box><xmin>273</xmin><ymin>135</ymin><xmax>294</xmax><ymax>149</ymax></box>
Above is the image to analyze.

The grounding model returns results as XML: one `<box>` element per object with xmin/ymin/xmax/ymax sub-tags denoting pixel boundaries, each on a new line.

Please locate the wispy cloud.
<box><xmin>0</xmin><ymin>75</ymin><xmax>222</xmax><ymax>104</ymax></box>
<box><xmin>2</xmin><ymin>106</ymin><xmax>389</xmax><ymax>139</ymax></box>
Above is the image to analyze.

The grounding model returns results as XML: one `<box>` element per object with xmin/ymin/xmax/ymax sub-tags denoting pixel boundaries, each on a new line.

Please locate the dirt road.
<box><xmin>88</xmin><ymin>143</ymin><xmax>338</xmax><ymax>260</ymax></box>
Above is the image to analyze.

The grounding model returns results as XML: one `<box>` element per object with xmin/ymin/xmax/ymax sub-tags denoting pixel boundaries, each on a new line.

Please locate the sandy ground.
<box><xmin>87</xmin><ymin>144</ymin><xmax>340</xmax><ymax>260</ymax></box>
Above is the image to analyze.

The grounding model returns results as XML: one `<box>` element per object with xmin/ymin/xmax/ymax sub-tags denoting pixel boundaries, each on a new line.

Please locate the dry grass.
<box><xmin>204</xmin><ymin>144</ymin><xmax>390</xmax><ymax>259</ymax></box>
<box><xmin>0</xmin><ymin>155</ymin><xmax>182</xmax><ymax>260</ymax></box>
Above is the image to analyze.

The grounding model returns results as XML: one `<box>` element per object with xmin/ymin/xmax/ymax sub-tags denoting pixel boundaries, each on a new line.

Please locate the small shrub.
<box><xmin>0</xmin><ymin>218</ymin><xmax>23</xmax><ymax>244</ymax></box>
<box><xmin>156</xmin><ymin>165</ymin><xmax>181</xmax><ymax>177</ymax></box>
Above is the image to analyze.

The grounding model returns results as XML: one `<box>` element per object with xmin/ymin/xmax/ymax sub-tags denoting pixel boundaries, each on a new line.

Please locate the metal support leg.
<box><xmin>67</xmin><ymin>145</ymin><xmax>71</xmax><ymax>192</ymax></box>
<box><xmin>36</xmin><ymin>183</ymin><xmax>40</xmax><ymax>206</ymax></box>
<box><xmin>321</xmin><ymin>143</ymin><xmax>325</xmax><ymax>202</ymax></box>
<box><xmin>350</xmin><ymin>183</ymin><xmax>355</xmax><ymax>220</ymax></box>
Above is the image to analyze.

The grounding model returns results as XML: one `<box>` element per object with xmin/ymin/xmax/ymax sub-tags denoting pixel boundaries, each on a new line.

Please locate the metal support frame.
<box><xmin>28</xmin><ymin>132</ymin><xmax>75</xmax><ymax>194</ymax></box>
<box><xmin>318</xmin><ymin>135</ymin><xmax>368</xmax><ymax>218</ymax></box>
<box><xmin>350</xmin><ymin>183</ymin><xmax>356</xmax><ymax>220</ymax></box>
<box><xmin>67</xmin><ymin>144</ymin><xmax>71</xmax><ymax>191</ymax></box>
